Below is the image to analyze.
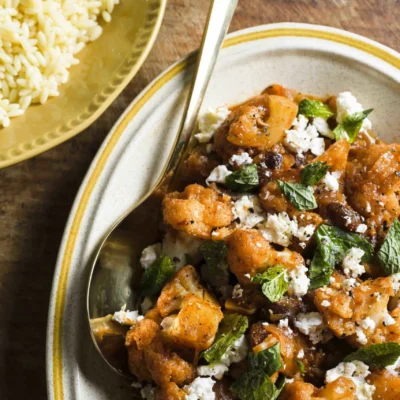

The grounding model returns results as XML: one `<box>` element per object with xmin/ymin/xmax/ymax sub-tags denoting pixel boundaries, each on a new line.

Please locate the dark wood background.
<box><xmin>1</xmin><ymin>0</ymin><xmax>400</xmax><ymax>398</ymax></box>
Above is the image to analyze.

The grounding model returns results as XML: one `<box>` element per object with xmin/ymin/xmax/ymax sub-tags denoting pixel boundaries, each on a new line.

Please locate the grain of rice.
<box><xmin>0</xmin><ymin>0</ymin><xmax>120</xmax><ymax>128</ymax></box>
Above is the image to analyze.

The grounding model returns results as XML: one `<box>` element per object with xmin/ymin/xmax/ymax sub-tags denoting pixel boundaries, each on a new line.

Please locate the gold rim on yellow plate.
<box><xmin>0</xmin><ymin>0</ymin><xmax>166</xmax><ymax>169</ymax></box>
<box><xmin>49</xmin><ymin>25</ymin><xmax>400</xmax><ymax>400</ymax></box>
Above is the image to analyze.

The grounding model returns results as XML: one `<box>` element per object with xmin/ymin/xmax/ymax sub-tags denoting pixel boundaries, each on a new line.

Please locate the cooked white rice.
<box><xmin>0</xmin><ymin>0</ymin><xmax>120</xmax><ymax>128</ymax></box>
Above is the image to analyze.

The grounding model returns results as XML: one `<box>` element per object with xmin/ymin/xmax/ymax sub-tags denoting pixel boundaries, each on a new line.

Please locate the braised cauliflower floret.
<box><xmin>125</xmin><ymin>319</ymin><xmax>194</xmax><ymax>386</ymax></box>
<box><xmin>314</xmin><ymin>273</ymin><xmax>400</xmax><ymax>346</ymax></box>
<box><xmin>155</xmin><ymin>382</ymin><xmax>186</xmax><ymax>400</ymax></box>
<box><xmin>226</xmin><ymin>229</ymin><xmax>304</xmax><ymax>284</ymax></box>
<box><xmin>161</xmin><ymin>294</ymin><xmax>223</xmax><ymax>351</ymax></box>
<box><xmin>157</xmin><ymin>266</ymin><xmax>218</xmax><ymax>317</ymax></box>
<box><xmin>163</xmin><ymin>184</ymin><xmax>234</xmax><ymax>239</ymax></box>
<box><xmin>280</xmin><ymin>377</ymin><xmax>357</xmax><ymax>399</ymax></box>
<box><xmin>367</xmin><ymin>370</ymin><xmax>400</xmax><ymax>400</ymax></box>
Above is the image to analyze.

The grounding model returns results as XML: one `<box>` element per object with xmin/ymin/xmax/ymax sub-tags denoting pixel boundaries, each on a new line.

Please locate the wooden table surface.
<box><xmin>1</xmin><ymin>0</ymin><xmax>400</xmax><ymax>398</ymax></box>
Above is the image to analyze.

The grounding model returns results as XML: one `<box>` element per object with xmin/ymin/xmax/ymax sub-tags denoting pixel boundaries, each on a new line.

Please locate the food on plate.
<box><xmin>0</xmin><ymin>0</ymin><xmax>120</xmax><ymax>128</ymax></box>
<box><xmin>110</xmin><ymin>85</ymin><xmax>400</xmax><ymax>399</ymax></box>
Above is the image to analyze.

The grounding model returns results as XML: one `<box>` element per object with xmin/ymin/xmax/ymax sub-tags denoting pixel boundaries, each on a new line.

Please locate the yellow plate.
<box><xmin>0</xmin><ymin>0</ymin><xmax>166</xmax><ymax>169</ymax></box>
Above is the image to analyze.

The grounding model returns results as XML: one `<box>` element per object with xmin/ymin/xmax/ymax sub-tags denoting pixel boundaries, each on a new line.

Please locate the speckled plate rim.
<box><xmin>46</xmin><ymin>22</ymin><xmax>400</xmax><ymax>400</ymax></box>
<box><xmin>0</xmin><ymin>0</ymin><xmax>166</xmax><ymax>169</ymax></box>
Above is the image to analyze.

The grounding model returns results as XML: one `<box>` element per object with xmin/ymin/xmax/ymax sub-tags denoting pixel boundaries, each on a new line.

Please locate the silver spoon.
<box><xmin>87</xmin><ymin>0</ymin><xmax>238</xmax><ymax>378</ymax></box>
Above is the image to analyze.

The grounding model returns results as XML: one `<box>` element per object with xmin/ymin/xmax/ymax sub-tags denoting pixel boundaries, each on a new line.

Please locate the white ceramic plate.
<box><xmin>46</xmin><ymin>23</ymin><xmax>400</xmax><ymax>400</ymax></box>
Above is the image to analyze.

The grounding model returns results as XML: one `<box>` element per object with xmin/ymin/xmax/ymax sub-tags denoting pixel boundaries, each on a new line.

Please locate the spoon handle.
<box><xmin>164</xmin><ymin>0</ymin><xmax>238</xmax><ymax>180</ymax></box>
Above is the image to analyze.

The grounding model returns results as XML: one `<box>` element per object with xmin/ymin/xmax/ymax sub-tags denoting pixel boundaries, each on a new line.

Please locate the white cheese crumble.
<box><xmin>112</xmin><ymin>309</ymin><xmax>141</xmax><ymax>326</ymax></box>
<box><xmin>297</xmin><ymin>349</ymin><xmax>305</xmax><ymax>359</ymax></box>
<box><xmin>232</xmin><ymin>284</ymin><xmax>243</xmax><ymax>299</ymax></box>
<box><xmin>229</xmin><ymin>152</ymin><xmax>253</xmax><ymax>166</ymax></box>
<box><xmin>194</xmin><ymin>106</ymin><xmax>230</xmax><ymax>143</ymax></box>
<box><xmin>312</xmin><ymin>117</ymin><xmax>334</xmax><ymax>139</ymax></box>
<box><xmin>161</xmin><ymin>231</ymin><xmax>202</xmax><ymax>270</ymax></box>
<box><xmin>355</xmin><ymin>327</ymin><xmax>368</xmax><ymax>345</ymax></box>
<box><xmin>361</xmin><ymin>317</ymin><xmax>376</xmax><ymax>331</ymax></box>
<box><xmin>356</xmin><ymin>224</ymin><xmax>368</xmax><ymax>233</ymax></box>
<box><xmin>233</xmin><ymin>195</ymin><xmax>265</xmax><ymax>229</ymax></box>
<box><xmin>342</xmin><ymin>248</ymin><xmax>365</xmax><ymax>278</ymax></box>
<box><xmin>258</xmin><ymin>212</ymin><xmax>315</xmax><ymax>247</ymax></box>
<box><xmin>391</xmin><ymin>273</ymin><xmax>400</xmax><ymax>293</ymax></box>
<box><xmin>322</xmin><ymin>171</ymin><xmax>341</xmax><ymax>192</ymax></box>
<box><xmin>383</xmin><ymin>313</ymin><xmax>396</xmax><ymax>327</ymax></box>
<box><xmin>295</xmin><ymin>312</ymin><xmax>330</xmax><ymax>344</ymax></box>
<box><xmin>206</xmin><ymin>165</ymin><xmax>232</xmax><ymax>185</ymax></box>
<box><xmin>284</xmin><ymin>114</ymin><xmax>325</xmax><ymax>156</ymax></box>
<box><xmin>336</xmin><ymin>92</ymin><xmax>372</xmax><ymax>133</ymax></box>
<box><xmin>288</xmin><ymin>265</ymin><xmax>310</xmax><ymax>297</ymax></box>
<box><xmin>141</xmin><ymin>384</ymin><xmax>156</xmax><ymax>400</ymax></box>
<box><xmin>326</xmin><ymin>361</ymin><xmax>375</xmax><ymax>400</ymax></box>
<box><xmin>321</xmin><ymin>300</ymin><xmax>331</xmax><ymax>307</ymax></box>
<box><xmin>185</xmin><ymin>377</ymin><xmax>216</xmax><ymax>400</ymax></box>
<box><xmin>220</xmin><ymin>335</ymin><xmax>248</xmax><ymax>366</ymax></box>
<box><xmin>140</xmin><ymin>243</ymin><xmax>162</xmax><ymax>269</ymax></box>
<box><xmin>386</xmin><ymin>356</ymin><xmax>400</xmax><ymax>375</ymax></box>
<box><xmin>131</xmin><ymin>381</ymin><xmax>142</xmax><ymax>389</ymax></box>
<box><xmin>341</xmin><ymin>278</ymin><xmax>359</xmax><ymax>291</ymax></box>
<box><xmin>197</xmin><ymin>363</ymin><xmax>228</xmax><ymax>380</ymax></box>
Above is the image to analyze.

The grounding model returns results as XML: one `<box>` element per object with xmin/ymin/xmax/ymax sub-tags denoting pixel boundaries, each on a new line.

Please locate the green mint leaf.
<box><xmin>225</xmin><ymin>164</ymin><xmax>259</xmax><ymax>192</ymax></box>
<box><xmin>230</xmin><ymin>370</ymin><xmax>285</xmax><ymax>400</ymax></box>
<box><xmin>295</xmin><ymin>360</ymin><xmax>305</xmax><ymax>373</ymax></box>
<box><xmin>252</xmin><ymin>265</ymin><xmax>289</xmax><ymax>302</ymax></box>
<box><xmin>309</xmin><ymin>249</ymin><xmax>334</xmax><ymax>289</ymax></box>
<box><xmin>248</xmin><ymin>343</ymin><xmax>283</xmax><ymax>376</ymax></box>
<box><xmin>276</xmin><ymin>180</ymin><xmax>317</xmax><ymax>211</ymax></box>
<box><xmin>203</xmin><ymin>313</ymin><xmax>248</xmax><ymax>364</ymax></box>
<box><xmin>301</xmin><ymin>162</ymin><xmax>329</xmax><ymax>185</ymax></box>
<box><xmin>309</xmin><ymin>224</ymin><xmax>374</xmax><ymax>288</ymax></box>
<box><xmin>200</xmin><ymin>241</ymin><xmax>230</xmax><ymax>287</ymax></box>
<box><xmin>377</xmin><ymin>219</ymin><xmax>400</xmax><ymax>275</ymax></box>
<box><xmin>333</xmin><ymin>109</ymin><xmax>373</xmax><ymax>143</ymax></box>
<box><xmin>344</xmin><ymin>343</ymin><xmax>400</xmax><ymax>368</ymax></box>
<box><xmin>141</xmin><ymin>256</ymin><xmax>175</xmax><ymax>296</ymax></box>
<box><xmin>298</xmin><ymin>98</ymin><xmax>335</xmax><ymax>119</ymax></box>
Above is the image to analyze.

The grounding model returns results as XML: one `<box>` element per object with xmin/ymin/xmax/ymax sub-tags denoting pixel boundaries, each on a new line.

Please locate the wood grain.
<box><xmin>1</xmin><ymin>0</ymin><xmax>400</xmax><ymax>398</ymax></box>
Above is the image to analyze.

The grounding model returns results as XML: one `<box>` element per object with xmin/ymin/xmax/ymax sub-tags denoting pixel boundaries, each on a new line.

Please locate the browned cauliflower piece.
<box><xmin>155</xmin><ymin>382</ymin><xmax>186</xmax><ymax>400</ymax></box>
<box><xmin>163</xmin><ymin>184</ymin><xmax>234</xmax><ymax>239</ymax></box>
<box><xmin>125</xmin><ymin>318</ymin><xmax>195</xmax><ymax>386</ymax></box>
<box><xmin>314</xmin><ymin>273</ymin><xmax>400</xmax><ymax>347</ymax></box>
<box><xmin>157</xmin><ymin>265</ymin><xmax>218</xmax><ymax>317</ymax></box>
<box><xmin>161</xmin><ymin>294</ymin><xmax>223</xmax><ymax>351</ymax></box>
<box><xmin>367</xmin><ymin>370</ymin><xmax>400</xmax><ymax>400</ymax></box>
<box><xmin>226</xmin><ymin>229</ymin><xmax>304</xmax><ymax>284</ymax></box>
<box><xmin>280</xmin><ymin>377</ymin><xmax>357</xmax><ymax>399</ymax></box>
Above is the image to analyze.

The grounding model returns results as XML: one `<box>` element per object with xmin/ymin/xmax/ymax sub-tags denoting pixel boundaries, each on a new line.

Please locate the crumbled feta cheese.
<box><xmin>279</xmin><ymin>318</ymin><xmax>289</xmax><ymax>328</ymax></box>
<box><xmin>206</xmin><ymin>165</ymin><xmax>232</xmax><ymax>185</ymax></box>
<box><xmin>288</xmin><ymin>265</ymin><xmax>310</xmax><ymax>297</ymax></box>
<box><xmin>220</xmin><ymin>335</ymin><xmax>248</xmax><ymax>366</ymax></box>
<box><xmin>336</xmin><ymin>92</ymin><xmax>372</xmax><ymax>133</ymax></box>
<box><xmin>197</xmin><ymin>363</ymin><xmax>228</xmax><ymax>380</ymax></box>
<box><xmin>229</xmin><ymin>152</ymin><xmax>253</xmax><ymax>166</ymax></box>
<box><xmin>141</xmin><ymin>384</ymin><xmax>156</xmax><ymax>400</ymax></box>
<box><xmin>312</xmin><ymin>117</ymin><xmax>334</xmax><ymax>139</ymax></box>
<box><xmin>284</xmin><ymin>115</ymin><xmax>325</xmax><ymax>155</ymax></box>
<box><xmin>326</xmin><ymin>360</ymin><xmax>375</xmax><ymax>400</ymax></box>
<box><xmin>185</xmin><ymin>377</ymin><xmax>216</xmax><ymax>400</ymax></box>
<box><xmin>131</xmin><ymin>381</ymin><xmax>142</xmax><ymax>389</ymax></box>
<box><xmin>297</xmin><ymin>349</ymin><xmax>305</xmax><ymax>359</ymax></box>
<box><xmin>342</xmin><ymin>278</ymin><xmax>359</xmax><ymax>291</ymax></box>
<box><xmin>391</xmin><ymin>273</ymin><xmax>400</xmax><ymax>293</ymax></box>
<box><xmin>244</xmin><ymin>273</ymin><xmax>251</xmax><ymax>279</ymax></box>
<box><xmin>195</xmin><ymin>106</ymin><xmax>230</xmax><ymax>143</ymax></box>
<box><xmin>361</xmin><ymin>317</ymin><xmax>376</xmax><ymax>332</ymax></box>
<box><xmin>295</xmin><ymin>312</ymin><xmax>330</xmax><ymax>344</ymax></box>
<box><xmin>386</xmin><ymin>356</ymin><xmax>400</xmax><ymax>375</ymax></box>
<box><xmin>356</xmin><ymin>224</ymin><xmax>368</xmax><ymax>233</ymax></box>
<box><xmin>233</xmin><ymin>195</ymin><xmax>265</xmax><ymax>229</ymax></box>
<box><xmin>161</xmin><ymin>231</ymin><xmax>202</xmax><ymax>269</ymax></box>
<box><xmin>140</xmin><ymin>243</ymin><xmax>162</xmax><ymax>269</ymax></box>
<box><xmin>296</xmin><ymin>224</ymin><xmax>316</xmax><ymax>242</ymax></box>
<box><xmin>321</xmin><ymin>300</ymin><xmax>331</xmax><ymax>307</ymax></box>
<box><xmin>355</xmin><ymin>327</ymin><xmax>368</xmax><ymax>345</ymax></box>
<box><xmin>383</xmin><ymin>313</ymin><xmax>396</xmax><ymax>326</ymax></box>
<box><xmin>232</xmin><ymin>284</ymin><xmax>243</xmax><ymax>299</ymax></box>
<box><xmin>141</xmin><ymin>297</ymin><xmax>154</xmax><ymax>314</ymax></box>
<box><xmin>365</xmin><ymin>202</ymin><xmax>371</xmax><ymax>213</ymax></box>
<box><xmin>342</xmin><ymin>248</ymin><xmax>365</xmax><ymax>278</ymax></box>
<box><xmin>322</xmin><ymin>171</ymin><xmax>341</xmax><ymax>192</ymax></box>
<box><xmin>112</xmin><ymin>309</ymin><xmax>141</xmax><ymax>326</ymax></box>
